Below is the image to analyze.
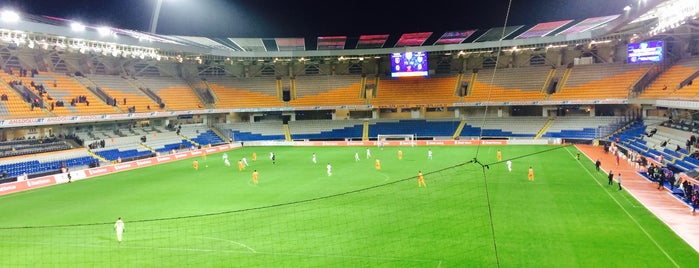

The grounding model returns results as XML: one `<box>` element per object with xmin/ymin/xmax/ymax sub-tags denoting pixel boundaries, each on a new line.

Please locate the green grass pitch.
<box><xmin>0</xmin><ymin>145</ymin><xmax>697</xmax><ymax>267</ymax></box>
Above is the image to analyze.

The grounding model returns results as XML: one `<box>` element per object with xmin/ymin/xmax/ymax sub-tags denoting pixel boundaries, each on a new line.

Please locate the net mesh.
<box><xmin>0</xmin><ymin>162</ymin><xmax>495</xmax><ymax>267</ymax></box>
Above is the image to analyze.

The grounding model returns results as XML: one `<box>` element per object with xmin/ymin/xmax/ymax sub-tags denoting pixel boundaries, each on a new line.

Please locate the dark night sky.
<box><xmin>4</xmin><ymin>0</ymin><xmax>631</xmax><ymax>38</ymax></box>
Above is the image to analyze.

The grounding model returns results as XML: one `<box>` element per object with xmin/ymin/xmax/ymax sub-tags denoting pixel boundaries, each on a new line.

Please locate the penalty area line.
<box><xmin>195</xmin><ymin>236</ymin><xmax>257</xmax><ymax>253</ymax></box>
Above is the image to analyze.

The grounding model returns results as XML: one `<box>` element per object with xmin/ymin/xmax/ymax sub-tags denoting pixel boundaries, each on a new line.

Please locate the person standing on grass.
<box><xmin>114</xmin><ymin>217</ymin><xmax>125</xmax><ymax>244</ymax></box>
<box><xmin>528</xmin><ymin>166</ymin><xmax>534</xmax><ymax>181</ymax></box>
<box><xmin>506</xmin><ymin>160</ymin><xmax>512</xmax><ymax>172</ymax></box>
<box><xmin>595</xmin><ymin>159</ymin><xmax>601</xmax><ymax>172</ymax></box>
<box><xmin>608</xmin><ymin>171</ymin><xmax>614</xmax><ymax>186</ymax></box>
<box><xmin>398</xmin><ymin>149</ymin><xmax>403</xmax><ymax>160</ymax></box>
<box><xmin>418</xmin><ymin>171</ymin><xmax>426</xmax><ymax>187</ymax></box>
<box><xmin>497</xmin><ymin>150</ymin><xmax>502</xmax><ymax>162</ymax></box>
<box><xmin>375</xmin><ymin>159</ymin><xmax>381</xmax><ymax>170</ymax></box>
<box><xmin>312</xmin><ymin>153</ymin><xmax>317</xmax><ymax>164</ymax></box>
<box><xmin>326</xmin><ymin>163</ymin><xmax>332</xmax><ymax>176</ymax></box>
<box><xmin>366</xmin><ymin>148</ymin><xmax>371</xmax><ymax>159</ymax></box>
<box><xmin>428</xmin><ymin>149</ymin><xmax>433</xmax><ymax>160</ymax></box>
<box><xmin>617</xmin><ymin>173</ymin><xmax>623</xmax><ymax>191</ymax></box>
<box><xmin>252</xmin><ymin>170</ymin><xmax>259</xmax><ymax>185</ymax></box>
<box><xmin>355</xmin><ymin>152</ymin><xmax>360</xmax><ymax>161</ymax></box>
<box><xmin>193</xmin><ymin>160</ymin><xmax>199</xmax><ymax>171</ymax></box>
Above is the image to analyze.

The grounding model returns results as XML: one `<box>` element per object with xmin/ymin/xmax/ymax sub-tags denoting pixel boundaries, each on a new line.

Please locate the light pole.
<box><xmin>149</xmin><ymin>0</ymin><xmax>163</xmax><ymax>34</ymax></box>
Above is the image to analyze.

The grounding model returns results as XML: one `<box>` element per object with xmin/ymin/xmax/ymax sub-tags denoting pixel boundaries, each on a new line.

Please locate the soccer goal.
<box><xmin>377</xmin><ymin>134</ymin><xmax>416</xmax><ymax>147</ymax></box>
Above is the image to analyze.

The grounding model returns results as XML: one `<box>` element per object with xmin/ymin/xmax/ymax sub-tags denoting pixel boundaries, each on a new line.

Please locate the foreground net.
<box><xmin>0</xmin><ymin>162</ymin><xmax>496</xmax><ymax>267</ymax></box>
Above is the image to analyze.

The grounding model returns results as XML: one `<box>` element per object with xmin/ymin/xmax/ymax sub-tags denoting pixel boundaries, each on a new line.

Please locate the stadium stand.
<box><xmin>18</xmin><ymin>72</ymin><xmax>119</xmax><ymax>115</ymax></box>
<box><xmin>371</xmin><ymin>76</ymin><xmax>460</xmax><ymax>106</ymax></box>
<box><xmin>290</xmin><ymin>75</ymin><xmax>365</xmax><ymax>106</ymax></box>
<box><xmin>639</xmin><ymin>57</ymin><xmax>699</xmax><ymax>99</ymax></box>
<box><xmin>549</xmin><ymin>63</ymin><xmax>651</xmax><ymax>100</ymax></box>
<box><xmin>207</xmin><ymin>77</ymin><xmax>283</xmax><ymax>108</ymax></box>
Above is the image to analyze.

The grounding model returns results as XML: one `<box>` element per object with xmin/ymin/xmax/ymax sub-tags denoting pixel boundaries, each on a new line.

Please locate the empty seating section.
<box><xmin>549</xmin><ymin>64</ymin><xmax>650</xmax><ymax>100</ymax></box>
<box><xmin>478</xmin><ymin>66</ymin><xmax>551</xmax><ymax>91</ymax></box>
<box><xmin>178</xmin><ymin>124</ymin><xmax>225</xmax><ymax>146</ymax></box>
<box><xmin>461</xmin><ymin>117</ymin><xmax>547</xmax><ymax>138</ymax></box>
<box><xmin>371</xmin><ymin>77</ymin><xmax>460</xmax><ymax>106</ymax></box>
<box><xmin>0</xmin><ymin>137</ymin><xmax>71</xmax><ymax>157</ymax></box>
<box><xmin>20</xmin><ymin>72</ymin><xmax>117</xmax><ymax>115</ymax></box>
<box><xmin>541</xmin><ymin>116</ymin><xmax>624</xmax><ymax>139</ymax></box>
<box><xmin>221</xmin><ymin>122</ymin><xmax>286</xmax><ymax>141</ymax></box>
<box><xmin>207</xmin><ymin>77</ymin><xmax>282</xmax><ymax>108</ymax></box>
<box><xmin>640</xmin><ymin>57</ymin><xmax>699</xmax><ymax>99</ymax></box>
<box><xmin>288</xmin><ymin>120</ymin><xmax>365</xmax><ymax>140</ymax></box>
<box><xmin>290</xmin><ymin>75</ymin><xmax>365</xmax><ymax>106</ymax></box>
<box><xmin>0</xmin><ymin>148</ymin><xmax>97</xmax><ymax>178</ymax></box>
<box><xmin>463</xmin><ymin>70</ymin><xmax>548</xmax><ymax>102</ymax></box>
<box><xmin>138</xmin><ymin>77</ymin><xmax>203</xmax><ymax>110</ymax></box>
<box><xmin>88</xmin><ymin>75</ymin><xmax>162</xmax><ymax>112</ymax></box>
<box><xmin>141</xmin><ymin>131</ymin><xmax>193</xmax><ymax>153</ymax></box>
<box><xmin>368</xmin><ymin>119</ymin><xmax>461</xmax><ymax>138</ymax></box>
<box><xmin>0</xmin><ymin>72</ymin><xmax>51</xmax><ymax>118</ymax></box>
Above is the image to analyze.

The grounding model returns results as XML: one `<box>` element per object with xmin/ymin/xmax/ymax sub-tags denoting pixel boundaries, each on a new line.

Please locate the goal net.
<box><xmin>377</xmin><ymin>134</ymin><xmax>416</xmax><ymax>147</ymax></box>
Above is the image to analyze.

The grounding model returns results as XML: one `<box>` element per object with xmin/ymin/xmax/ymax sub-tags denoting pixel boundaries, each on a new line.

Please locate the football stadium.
<box><xmin>1</xmin><ymin>0</ymin><xmax>699</xmax><ymax>267</ymax></box>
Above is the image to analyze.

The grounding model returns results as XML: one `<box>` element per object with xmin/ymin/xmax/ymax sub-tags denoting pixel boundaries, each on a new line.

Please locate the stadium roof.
<box><xmin>0</xmin><ymin>0</ymin><xmax>694</xmax><ymax>59</ymax></box>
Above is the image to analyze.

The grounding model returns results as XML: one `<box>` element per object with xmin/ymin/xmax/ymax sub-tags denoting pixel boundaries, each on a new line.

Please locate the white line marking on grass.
<box><xmin>565</xmin><ymin>147</ymin><xmax>680</xmax><ymax>268</ymax></box>
<box><xmin>195</xmin><ymin>236</ymin><xmax>257</xmax><ymax>253</ymax></box>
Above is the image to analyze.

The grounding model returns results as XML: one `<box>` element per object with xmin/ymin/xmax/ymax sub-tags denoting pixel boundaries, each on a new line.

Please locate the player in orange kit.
<box><xmin>418</xmin><ymin>171</ymin><xmax>426</xmax><ymax>187</ymax></box>
<box><xmin>528</xmin><ymin>166</ymin><xmax>534</xmax><ymax>181</ymax></box>
<box><xmin>252</xmin><ymin>170</ymin><xmax>259</xmax><ymax>185</ymax></box>
<box><xmin>238</xmin><ymin>159</ymin><xmax>245</xmax><ymax>171</ymax></box>
<box><xmin>497</xmin><ymin>150</ymin><xmax>502</xmax><ymax>161</ymax></box>
<box><xmin>398</xmin><ymin>149</ymin><xmax>403</xmax><ymax>160</ymax></box>
<box><xmin>252</xmin><ymin>152</ymin><xmax>257</xmax><ymax>161</ymax></box>
<box><xmin>193</xmin><ymin>160</ymin><xmax>199</xmax><ymax>170</ymax></box>
<box><xmin>375</xmin><ymin>159</ymin><xmax>381</xmax><ymax>170</ymax></box>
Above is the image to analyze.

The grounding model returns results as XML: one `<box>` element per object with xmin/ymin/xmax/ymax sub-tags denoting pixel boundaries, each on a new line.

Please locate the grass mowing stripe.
<box><xmin>565</xmin><ymin>146</ymin><xmax>680</xmax><ymax>268</ymax></box>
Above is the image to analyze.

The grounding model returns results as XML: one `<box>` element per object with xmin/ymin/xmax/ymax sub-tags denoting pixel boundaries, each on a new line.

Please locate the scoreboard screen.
<box><xmin>390</xmin><ymin>51</ymin><xmax>428</xmax><ymax>78</ymax></box>
<box><xmin>627</xmin><ymin>40</ymin><xmax>663</xmax><ymax>63</ymax></box>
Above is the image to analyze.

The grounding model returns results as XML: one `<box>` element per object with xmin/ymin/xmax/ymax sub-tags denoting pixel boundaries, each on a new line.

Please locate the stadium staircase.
<box><xmin>534</xmin><ymin>118</ymin><xmax>556</xmax><ymax>140</ymax></box>
<box><xmin>452</xmin><ymin>120</ymin><xmax>467</xmax><ymax>140</ymax></box>
<box><xmin>454</xmin><ymin>72</ymin><xmax>465</xmax><ymax>98</ymax></box>
<box><xmin>139</xmin><ymin>143</ymin><xmax>156</xmax><ymax>153</ymax></box>
<box><xmin>209</xmin><ymin>126</ymin><xmax>228</xmax><ymax>143</ymax></box>
<box><xmin>283</xmin><ymin>124</ymin><xmax>292</xmax><ymax>141</ymax></box>
<box><xmin>87</xmin><ymin>150</ymin><xmax>109</xmax><ymax>163</ymax></box>
<box><xmin>276</xmin><ymin>78</ymin><xmax>284</xmax><ymax>101</ymax></box>
<box><xmin>362</xmin><ymin>121</ymin><xmax>369</xmax><ymax>141</ymax></box>
<box><xmin>540</xmin><ymin>68</ymin><xmax>556</xmax><ymax>93</ymax></box>
<box><xmin>466</xmin><ymin>72</ymin><xmax>478</xmax><ymax>96</ymax></box>
<box><xmin>555</xmin><ymin>67</ymin><xmax>573</xmax><ymax>93</ymax></box>
<box><xmin>359</xmin><ymin>75</ymin><xmax>367</xmax><ymax>99</ymax></box>
<box><xmin>289</xmin><ymin>78</ymin><xmax>297</xmax><ymax>101</ymax></box>
<box><xmin>179</xmin><ymin>134</ymin><xmax>200</xmax><ymax>147</ymax></box>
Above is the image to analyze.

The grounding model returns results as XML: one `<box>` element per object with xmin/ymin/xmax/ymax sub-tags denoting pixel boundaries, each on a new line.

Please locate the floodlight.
<box><xmin>623</xmin><ymin>5</ymin><xmax>631</xmax><ymax>11</ymax></box>
<box><xmin>0</xmin><ymin>10</ymin><xmax>20</xmax><ymax>23</ymax></box>
<box><xmin>71</xmin><ymin>22</ymin><xmax>86</xmax><ymax>32</ymax></box>
<box><xmin>97</xmin><ymin>26</ymin><xmax>111</xmax><ymax>36</ymax></box>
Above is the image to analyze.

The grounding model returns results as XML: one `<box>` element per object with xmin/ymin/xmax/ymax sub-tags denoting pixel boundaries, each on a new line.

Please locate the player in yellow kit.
<box><xmin>252</xmin><ymin>152</ymin><xmax>257</xmax><ymax>161</ymax></box>
<box><xmin>398</xmin><ymin>149</ymin><xmax>403</xmax><ymax>160</ymax></box>
<box><xmin>418</xmin><ymin>171</ymin><xmax>426</xmax><ymax>187</ymax></box>
<box><xmin>252</xmin><ymin>170</ymin><xmax>259</xmax><ymax>185</ymax></box>
<box><xmin>528</xmin><ymin>166</ymin><xmax>534</xmax><ymax>181</ymax></box>
<box><xmin>375</xmin><ymin>159</ymin><xmax>381</xmax><ymax>170</ymax></box>
<box><xmin>193</xmin><ymin>160</ymin><xmax>199</xmax><ymax>170</ymax></box>
<box><xmin>238</xmin><ymin>160</ymin><xmax>245</xmax><ymax>171</ymax></box>
<box><xmin>497</xmin><ymin>150</ymin><xmax>502</xmax><ymax>161</ymax></box>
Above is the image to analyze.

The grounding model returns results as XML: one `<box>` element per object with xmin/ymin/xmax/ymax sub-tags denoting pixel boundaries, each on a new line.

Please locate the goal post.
<box><xmin>377</xmin><ymin>134</ymin><xmax>416</xmax><ymax>147</ymax></box>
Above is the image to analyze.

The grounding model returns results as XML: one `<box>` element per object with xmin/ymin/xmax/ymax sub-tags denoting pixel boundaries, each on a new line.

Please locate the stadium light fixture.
<box><xmin>623</xmin><ymin>5</ymin><xmax>631</xmax><ymax>12</ymax></box>
<box><xmin>71</xmin><ymin>22</ymin><xmax>86</xmax><ymax>32</ymax></box>
<box><xmin>97</xmin><ymin>26</ymin><xmax>112</xmax><ymax>36</ymax></box>
<box><xmin>1</xmin><ymin>10</ymin><xmax>20</xmax><ymax>23</ymax></box>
